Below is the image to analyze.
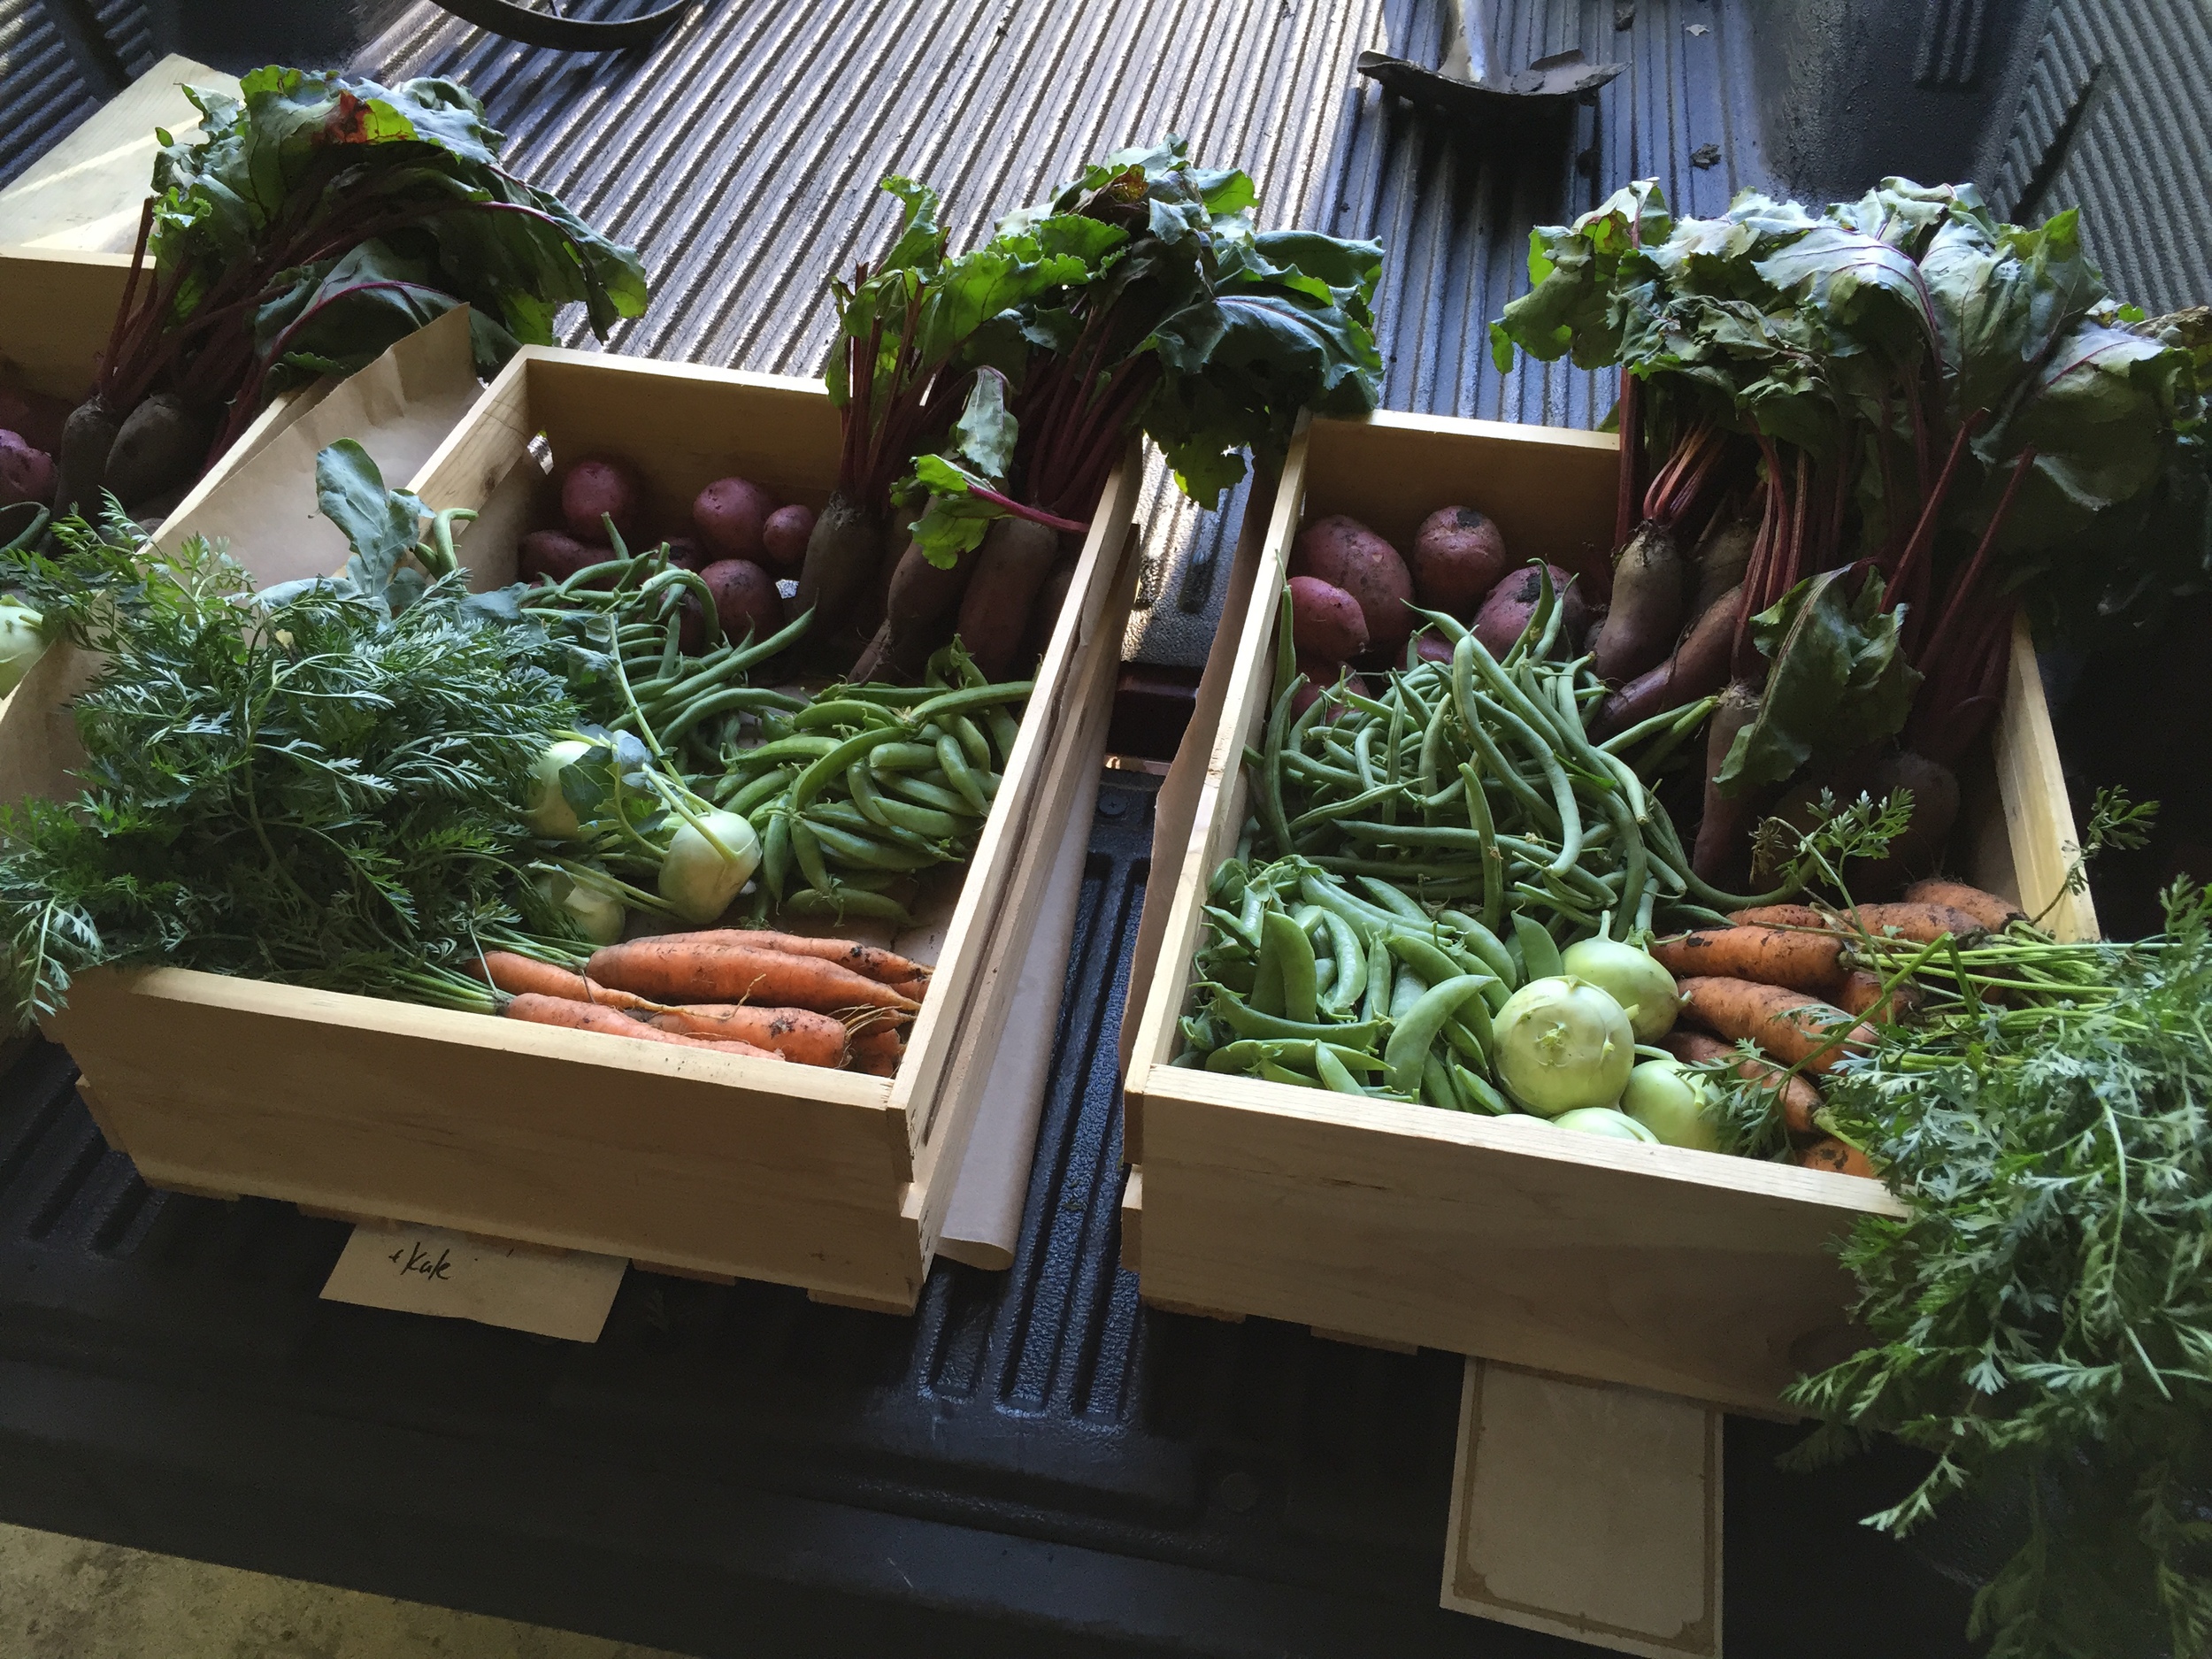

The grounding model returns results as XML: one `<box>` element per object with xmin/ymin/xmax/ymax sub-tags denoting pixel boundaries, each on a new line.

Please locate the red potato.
<box><xmin>693</xmin><ymin>476</ymin><xmax>778</xmax><ymax>560</ymax></box>
<box><xmin>1472</xmin><ymin>563</ymin><xmax>1587</xmax><ymax>659</ymax></box>
<box><xmin>518</xmin><ymin>529</ymin><xmax>611</xmax><ymax>584</ymax></box>
<box><xmin>1411</xmin><ymin>505</ymin><xmax>1511</xmax><ymax>616</ymax></box>
<box><xmin>1288</xmin><ymin>574</ymin><xmax>1369</xmax><ymax>664</ymax></box>
<box><xmin>1289</xmin><ymin>514</ymin><xmax>1414</xmax><ymax>657</ymax></box>
<box><xmin>663</xmin><ymin>534</ymin><xmax>707</xmax><ymax>571</ymax></box>
<box><xmin>561</xmin><ymin>457</ymin><xmax>642</xmax><ymax>541</ymax></box>
<box><xmin>0</xmin><ymin>431</ymin><xmax>54</xmax><ymax>507</ymax></box>
<box><xmin>1412</xmin><ymin>628</ymin><xmax>1454</xmax><ymax>664</ymax></box>
<box><xmin>760</xmin><ymin>503</ymin><xmax>815</xmax><ymax>568</ymax></box>
<box><xmin>1290</xmin><ymin>657</ymin><xmax>1367</xmax><ymax>722</ymax></box>
<box><xmin>0</xmin><ymin>386</ymin><xmax>70</xmax><ymax>457</ymax></box>
<box><xmin>700</xmin><ymin>557</ymin><xmax>782</xmax><ymax>645</ymax></box>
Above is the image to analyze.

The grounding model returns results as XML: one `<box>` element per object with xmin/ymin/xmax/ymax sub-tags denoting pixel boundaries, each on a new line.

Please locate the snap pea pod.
<box><xmin>1207</xmin><ymin>987</ymin><xmax>1386</xmax><ymax>1047</ymax></box>
<box><xmin>1386</xmin><ymin>976</ymin><xmax>1490</xmax><ymax>1095</ymax></box>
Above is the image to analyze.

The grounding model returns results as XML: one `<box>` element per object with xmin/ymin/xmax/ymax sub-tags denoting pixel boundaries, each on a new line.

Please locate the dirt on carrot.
<box><xmin>1673</xmin><ymin>976</ymin><xmax>1870</xmax><ymax>1074</ymax></box>
<box><xmin>585</xmin><ymin>939</ymin><xmax>921</xmax><ymax>1013</ymax></box>
<box><xmin>1795</xmin><ymin>1136</ymin><xmax>1876</xmax><ymax>1179</ymax></box>
<box><xmin>475</xmin><ymin>949</ymin><xmax>662</xmax><ymax>1011</ymax></box>
<box><xmin>647</xmin><ymin>1003</ymin><xmax>849</xmax><ymax>1068</ymax></box>
<box><xmin>1650</xmin><ymin>925</ymin><xmax>1847</xmax><ymax>997</ymax></box>
<box><xmin>1662</xmin><ymin>1029</ymin><xmax>1824</xmax><ymax>1136</ymax></box>
<box><xmin>502</xmin><ymin>992</ymin><xmax>782</xmax><ymax>1060</ymax></box>
<box><xmin>1844</xmin><ymin>902</ymin><xmax>1989</xmax><ymax>945</ymax></box>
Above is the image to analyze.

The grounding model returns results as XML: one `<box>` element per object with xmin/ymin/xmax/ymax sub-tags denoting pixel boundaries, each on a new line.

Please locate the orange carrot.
<box><xmin>585</xmin><ymin>940</ymin><xmax>920</xmax><ymax>1013</ymax></box>
<box><xmin>657</xmin><ymin>929</ymin><xmax>931</xmax><ymax>987</ymax></box>
<box><xmin>1796</xmin><ymin>1137</ymin><xmax>1876</xmax><ymax>1179</ymax></box>
<box><xmin>1845</xmin><ymin>902</ymin><xmax>1987</xmax><ymax>944</ymax></box>
<box><xmin>1901</xmin><ymin>879</ymin><xmax>2023</xmax><ymax>933</ymax></box>
<box><xmin>849</xmin><ymin>1025</ymin><xmax>903</xmax><ymax>1076</ymax></box>
<box><xmin>1663</xmin><ymin>1030</ymin><xmax>1824</xmax><ymax>1137</ymax></box>
<box><xmin>474</xmin><ymin>949</ymin><xmax>663</xmax><ymax>1011</ymax></box>
<box><xmin>1650</xmin><ymin>926</ymin><xmax>1846</xmax><ymax>997</ymax></box>
<box><xmin>1673</xmin><ymin>977</ymin><xmax>1871</xmax><ymax>1074</ymax></box>
<box><xmin>1837</xmin><ymin>968</ymin><xmax>1919</xmax><ymax>1024</ymax></box>
<box><xmin>1727</xmin><ymin>903</ymin><xmax>1831</xmax><ymax>929</ymax></box>
<box><xmin>647</xmin><ymin>1004</ymin><xmax>848</xmax><ymax>1068</ymax></box>
<box><xmin>501</xmin><ymin>993</ymin><xmax>782</xmax><ymax>1060</ymax></box>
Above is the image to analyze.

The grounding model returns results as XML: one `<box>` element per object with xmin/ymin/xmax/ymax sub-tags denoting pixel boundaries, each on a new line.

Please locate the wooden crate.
<box><xmin>0</xmin><ymin>244</ymin><xmax>329</xmax><ymax>531</ymax></box>
<box><xmin>16</xmin><ymin>346</ymin><xmax>1141</xmax><ymax>1310</ymax></box>
<box><xmin>1122</xmin><ymin>409</ymin><xmax>2093</xmax><ymax>1410</ymax></box>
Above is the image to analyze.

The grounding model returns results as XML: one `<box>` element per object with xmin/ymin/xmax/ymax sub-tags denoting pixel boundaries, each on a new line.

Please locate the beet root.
<box><xmin>1411</xmin><ymin>505</ymin><xmax>1511</xmax><ymax>617</ymax></box>
<box><xmin>700</xmin><ymin>557</ymin><xmax>782</xmax><ymax>645</ymax></box>
<box><xmin>0</xmin><ymin>384</ymin><xmax>71</xmax><ymax>457</ymax></box>
<box><xmin>104</xmin><ymin>392</ymin><xmax>215</xmax><ymax>511</ymax></box>
<box><xmin>0</xmin><ymin>431</ymin><xmax>55</xmax><ymax>508</ymax></box>
<box><xmin>53</xmin><ymin>396</ymin><xmax>121</xmax><ymax>518</ymax></box>
<box><xmin>955</xmin><ymin>516</ymin><xmax>1063</xmax><ymax>680</ymax></box>
<box><xmin>1689</xmin><ymin>513</ymin><xmax>1757</xmax><ymax>620</ymax></box>
<box><xmin>794</xmin><ymin>488</ymin><xmax>885</xmax><ymax>636</ymax></box>
<box><xmin>1693</xmin><ymin>681</ymin><xmax>1766</xmax><ymax>886</ymax></box>
<box><xmin>882</xmin><ymin>538</ymin><xmax>978</xmax><ymax>677</ymax></box>
<box><xmin>1590</xmin><ymin>520</ymin><xmax>1682</xmax><ymax>684</ymax></box>
<box><xmin>1594</xmin><ymin>581</ymin><xmax>1741</xmax><ymax>740</ymax></box>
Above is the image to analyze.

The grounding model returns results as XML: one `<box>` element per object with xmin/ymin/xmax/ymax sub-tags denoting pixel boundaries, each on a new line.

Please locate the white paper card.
<box><xmin>320</xmin><ymin>1221</ymin><xmax>627</xmax><ymax>1342</ymax></box>
<box><xmin>1442</xmin><ymin>1359</ymin><xmax>1722</xmax><ymax>1658</ymax></box>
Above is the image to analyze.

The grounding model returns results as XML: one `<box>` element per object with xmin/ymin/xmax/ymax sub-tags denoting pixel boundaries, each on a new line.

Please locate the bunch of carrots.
<box><xmin>1650</xmin><ymin>877</ymin><xmax>2024</xmax><ymax>1173</ymax></box>
<box><xmin>475</xmin><ymin>931</ymin><xmax>931</xmax><ymax>1077</ymax></box>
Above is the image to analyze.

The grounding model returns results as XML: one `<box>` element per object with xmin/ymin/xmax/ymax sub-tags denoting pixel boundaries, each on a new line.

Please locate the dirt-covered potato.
<box><xmin>693</xmin><ymin>476</ymin><xmax>778</xmax><ymax>561</ymax></box>
<box><xmin>1288</xmin><ymin>514</ymin><xmax>1413</xmax><ymax>657</ymax></box>
<box><xmin>1411</xmin><ymin>505</ymin><xmax>1510</xmax><ymax>617</ymax></box>
<box><xmin>700</xmin><ymin>557</ymin><xmax>782</xmax><ymax>646</ymax></box>
<box><xmin>1471</xmin><ymin>563</ymin><xmax>1588</xmax><ymax>659</ymax></box>
<box><xmin>1288</xmin><ymin>574</ymin><xmax>1370</xmax><ymax>664</ymax></box>
<box><xmin>561</xmin><ymin>457</ymin><xmax>642</xmax><ymax>541</ymax></box>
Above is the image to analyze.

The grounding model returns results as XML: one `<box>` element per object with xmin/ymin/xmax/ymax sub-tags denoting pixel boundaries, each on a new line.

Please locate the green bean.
<box><xmin>936</xmin><ymin>733</ymin><xmax>993</xmax><ymax>816</ymax></box>
<box><xmin>1256</xmin><ymin>675</ymin><xmax>1303</xmax><ymax>856</ymax></box>
<box><xmin>1288</xmin><ymin>785</ymin><xmax>1401</xmax><ymax>833</ymax></box>
<box><xmin>1386</xmin><ymin>976</ymin><xmax>1491</xmax><ymax>1095</ymax></box>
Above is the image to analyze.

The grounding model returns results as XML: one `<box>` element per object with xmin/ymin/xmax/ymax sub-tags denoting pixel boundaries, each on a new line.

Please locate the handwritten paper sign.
<box><xmin>320</xmin><ymin>1221</ymin><xmax>627</xmax><ymax>1341</ymax></box>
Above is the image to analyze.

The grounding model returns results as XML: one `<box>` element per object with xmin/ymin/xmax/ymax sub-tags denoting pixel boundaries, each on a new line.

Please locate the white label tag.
<box><xmin>320</xmin><ymin>1221</ymin><xmax>627</xmax><ymax>1342</ymax></box>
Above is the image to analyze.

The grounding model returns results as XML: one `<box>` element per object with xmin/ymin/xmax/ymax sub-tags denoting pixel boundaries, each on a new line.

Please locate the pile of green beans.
<box><xmin>1246</xmin><ymin>580</ymin><xmax>1785</xmax><ymax>946</ymax></box>
<box><xmin>1176</xmin><ymin>854</ymin><xmax>1525</xmax><ymax>1110</ymax></box>
<box><xmin>718</xmin><ymin>642</ymin><xmax>1032</xmax><ymax>927</ymax></box>
<box><xmin>522</xmin><ymin>538</ymin><xmax>1034</xmax><ymax>928</ymax></box>
<box><xmin>518</xmin><ymin>532</ymin><xmax>815</xmax><ymax>778</ymax></box>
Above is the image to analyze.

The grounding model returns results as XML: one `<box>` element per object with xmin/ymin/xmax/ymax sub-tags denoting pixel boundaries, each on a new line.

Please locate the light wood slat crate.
<box><xmin>1122</xmin><ymin>409</ymin><xmax>2093</xmax><ymax>1411</ymax></box>
<box><xmin>12</xmin><ymin>346</ymin><xmax>1141</xmax><ymax>1311</ymax></box>
<box><xmin>0</xmin><ymin>245</ymin><xmax>337</xmax><ymax>542</ymax></box>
